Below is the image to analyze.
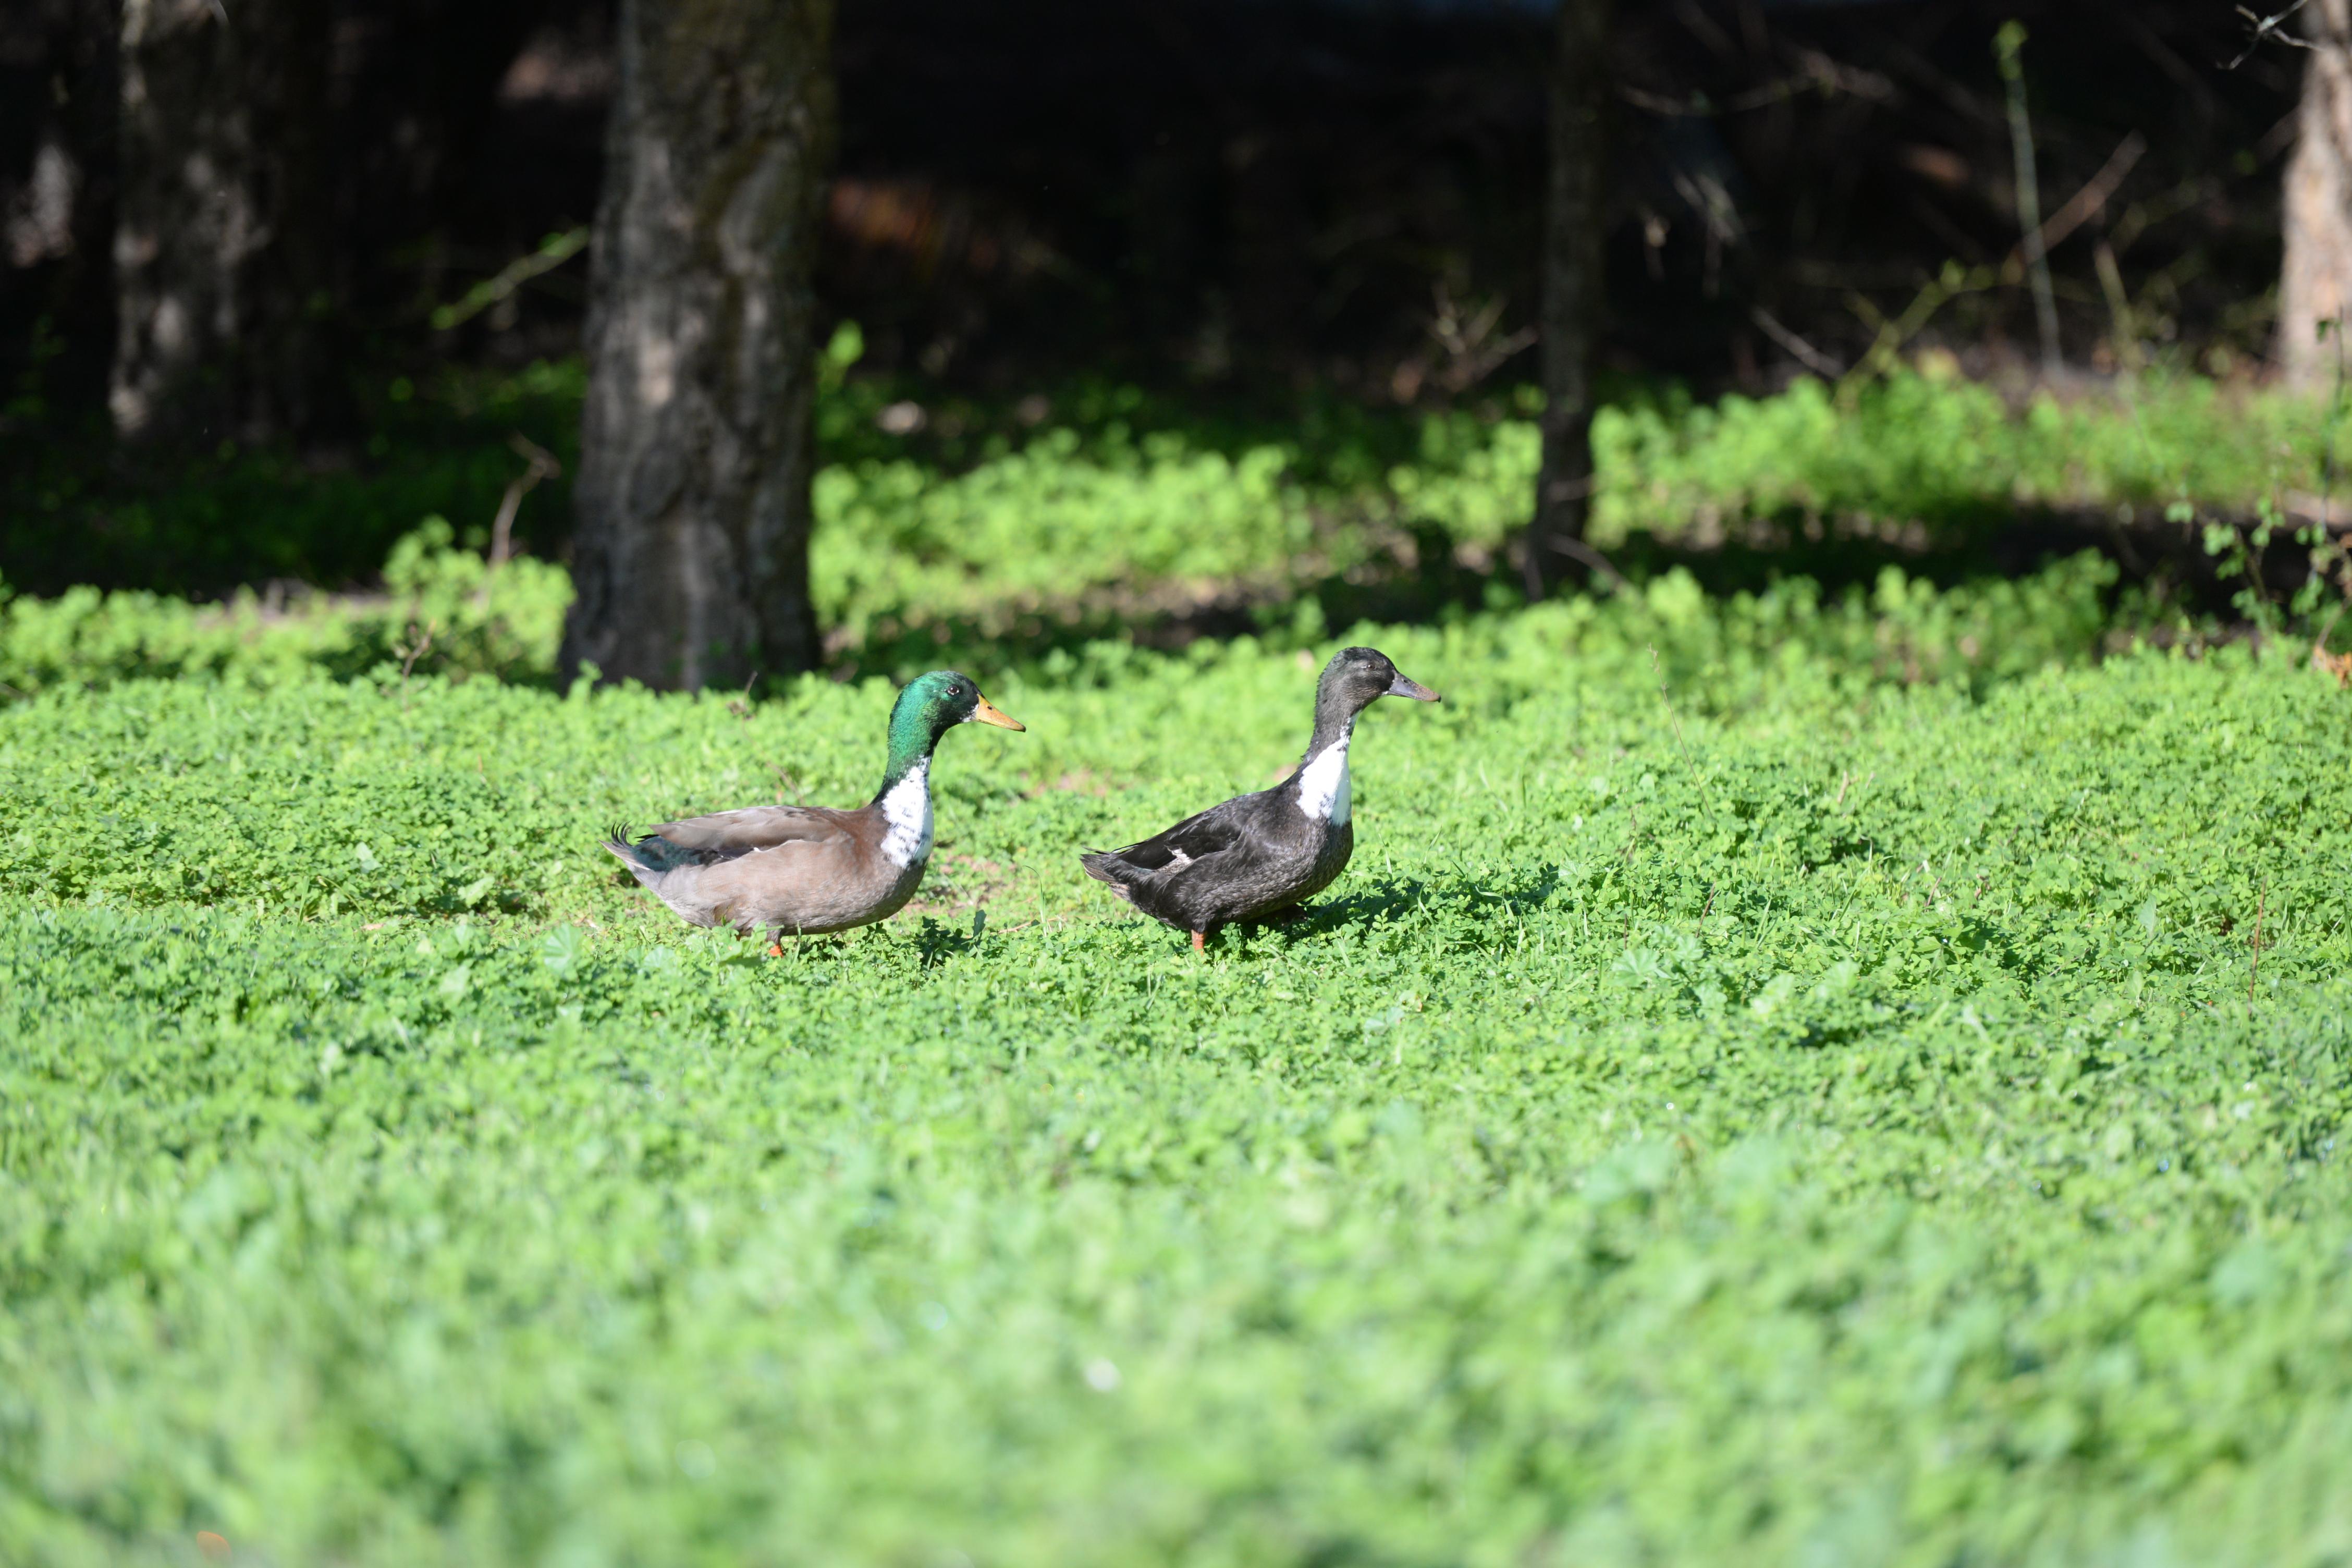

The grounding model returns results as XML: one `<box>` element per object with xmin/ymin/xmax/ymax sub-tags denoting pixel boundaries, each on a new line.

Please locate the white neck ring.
<box><xmin>879</xmin><ymin>757</ymin><xmax>934</xmax><ymax>867</ymax></box>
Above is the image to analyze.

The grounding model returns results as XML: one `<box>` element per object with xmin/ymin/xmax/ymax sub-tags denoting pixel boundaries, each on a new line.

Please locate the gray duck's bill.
<box><xmin>1386</xmin><ymin>672</ymin><xmax>1442</xmax><ymax>702</ymax></box>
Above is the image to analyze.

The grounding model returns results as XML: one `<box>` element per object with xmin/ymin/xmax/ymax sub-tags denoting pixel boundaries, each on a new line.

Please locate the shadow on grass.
<box><xmin>829</xmin><ymin>501</ymin><xmax>2304</xmax><ymax>687</ymax></box>
<box><xmin>1155</xmin><ymin>866</ymin><xmax>1574</xmax><ymax>958</ymax></box>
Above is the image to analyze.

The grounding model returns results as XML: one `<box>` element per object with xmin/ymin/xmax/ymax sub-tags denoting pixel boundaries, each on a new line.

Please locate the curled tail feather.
<box><xmin>603</xmin><ymin>824</ymin><xmax>671</xmax><ymax>886</ymax></box>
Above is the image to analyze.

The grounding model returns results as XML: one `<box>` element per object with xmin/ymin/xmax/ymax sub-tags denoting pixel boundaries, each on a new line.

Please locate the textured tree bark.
<box><xmin>5</xmin><ymin>0</ymin><xmax>116</xmax><ymax>413</ymax></box>
<box><xmin>1529</xmin><ymin>0</ymin><xmax>1612</xmax><ymax>598</ymax></box>
<box><xmin>560</xmin><ymin>0</ymin><xmax>834</xmax><ymax>692</ymax></box>
<box><xmin>2284</xmin><ymin>0</ymin><xmax>2352</xmax><ymax>391</ymax></box>
<box><xmin>110</xmin><ymin>0</ymin><xmax>335</xmax><ymax>443</ymax></box>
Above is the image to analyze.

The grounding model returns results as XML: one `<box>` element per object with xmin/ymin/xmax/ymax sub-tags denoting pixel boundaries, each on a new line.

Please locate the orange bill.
<box><xmin>971</xmin><ymin>694</ymin><xmax>1026</xmax><ymax>731</ymax></box>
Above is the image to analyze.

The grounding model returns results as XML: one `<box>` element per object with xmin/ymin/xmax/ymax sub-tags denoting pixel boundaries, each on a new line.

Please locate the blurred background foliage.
<box><xmin>3</xmin><ymin>0</ymin><xmax>2339</xmax><ymax>669</ymax></box>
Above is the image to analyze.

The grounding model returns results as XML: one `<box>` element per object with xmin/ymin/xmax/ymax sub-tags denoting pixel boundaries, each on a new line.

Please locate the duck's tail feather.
<box><xmin>603</xmin><ymin>823</ymin><xmax>673</xmax><ymax>885</ymax></box>
<box><xmin>1078</xmin><ymin>850</ymin><xmax>1141</xmax><ymax>900</ymax></box>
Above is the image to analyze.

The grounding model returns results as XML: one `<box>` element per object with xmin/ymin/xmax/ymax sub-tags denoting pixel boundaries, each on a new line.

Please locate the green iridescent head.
<box><xmin>878</xmin><ymin>669</ymin><xmax>1023</xmax><ymax>786</ymax></box>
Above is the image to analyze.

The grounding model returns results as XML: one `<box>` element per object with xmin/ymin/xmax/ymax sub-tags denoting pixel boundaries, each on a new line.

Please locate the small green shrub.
<box><xmin>813</xmin><ymin>430</ymin><xmax>1321</xmax><ymax>647</ymax></box>
<box><xmin>0</xmin><ymin>521</ymin><xmax>571</xmax><ymax>697</ymax></box>
<box><xmin>16</xmin><ymin>359</ymin><xmax>2352</xmax><ymax>619</ymax></box>
<box><xmin>2</xmin><ymin>542</ymin><xmax>2126</xmax><ymax>701</ymax></box>
<box><xmin>1589</xmin><ymin>371</ymin><xmax>2349</xmax><ymax>542</ymax></box>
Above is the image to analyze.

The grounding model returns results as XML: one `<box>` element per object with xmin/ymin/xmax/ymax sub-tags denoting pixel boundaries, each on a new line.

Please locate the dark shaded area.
<box><xmin>1</xmin><ymin>0</ymin><xmax>116</xmax><ymax>419</ymax></box>
<box><xmin>839</xmin><ymin>503</ymin><xmax>2309</xmax><ymax>690</ymax></box>
<box><xmin>0</xmin><ymin>0</ymin><xmax>2311</xmax><ymax>599</ymax></box>
<box><xmin>831</xmin><ymin>0</ymin><xmax>2300</xmax><ymax>393</ymax></box>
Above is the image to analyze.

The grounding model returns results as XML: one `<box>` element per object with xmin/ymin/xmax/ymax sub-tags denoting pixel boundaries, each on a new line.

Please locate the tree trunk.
<box><xmin>1529</xmin><ymin>0</ymin><xmax>1612</xmax><ymax>598</ymax></box>
<box><xmin>110</xmin><ymin>0</ymin><xmax>335</xmax><ymax>444</ymax></box>
<box><xmin>3</xmin><ymin>0</ymin><xmax>114</xmax><ymax>416</ymax></box>
<box><xmin>2283</xmin><ymin>0</ymin><xmax>2352</xmax><ymax>391</ymax></box>
<box><xmin>560</xmin><ymin>0</ymin><xmax>834</xmax><ymax>692</ymax></box>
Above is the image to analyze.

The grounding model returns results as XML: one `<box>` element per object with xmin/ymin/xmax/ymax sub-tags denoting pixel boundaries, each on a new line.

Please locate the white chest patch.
<box><xmin>1295</xmin><ymin>735</ymin><xmax>1352</xmax><ymax>826</ymax></box>
<box><xmin>878</xmin><ymin>759</ymin><xmax>934</xmax><ymax>868</ymax></box>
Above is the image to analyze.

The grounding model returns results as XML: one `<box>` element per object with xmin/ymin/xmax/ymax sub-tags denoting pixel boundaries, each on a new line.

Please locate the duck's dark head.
<box><xmin>1315</xmin><ymin>646</ymin><xmax>1441</xmax><ymax>728</ymax></box>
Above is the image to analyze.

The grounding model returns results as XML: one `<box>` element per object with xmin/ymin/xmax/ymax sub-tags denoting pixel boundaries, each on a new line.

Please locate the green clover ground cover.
<box><xmin>3</xmin><ymin>604</ymin><xmax>2350</xmax><ymax>1565</ymax></box>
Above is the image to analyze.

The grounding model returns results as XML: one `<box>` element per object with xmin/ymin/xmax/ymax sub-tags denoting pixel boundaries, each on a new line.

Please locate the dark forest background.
<box><xmin>0</xmin><ymin>0</ymin><xmax>2311</xmax><ymax>597</ymax></box>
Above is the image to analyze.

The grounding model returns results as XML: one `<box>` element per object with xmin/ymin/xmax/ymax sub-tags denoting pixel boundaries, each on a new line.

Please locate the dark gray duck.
<box><xmin>1079</xmin><ymin>646</ymin><xmax>1440</xmax><ymax>952</ymax></box>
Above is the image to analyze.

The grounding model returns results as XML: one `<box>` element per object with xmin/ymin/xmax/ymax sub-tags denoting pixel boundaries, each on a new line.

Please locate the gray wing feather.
<box><xmin>647</xmin><ymin>806</ymin><xmax>854</xmax><ymax>853</ymax></box>
<box><xmin>1105</xmin><ymin>803</ymin><xmax>1244</xmax><ymax>869</ymax></box>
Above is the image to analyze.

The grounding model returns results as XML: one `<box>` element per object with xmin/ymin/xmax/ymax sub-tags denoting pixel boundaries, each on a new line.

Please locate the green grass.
<box><xmin>5</xmin><ymin>598</ymin><xmax>2351</xmax><ymax>1564</ymax></box>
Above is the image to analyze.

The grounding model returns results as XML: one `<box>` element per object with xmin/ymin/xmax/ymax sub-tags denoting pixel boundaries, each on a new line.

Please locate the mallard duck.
<box><xmin>605</xmin><ymin>670</ymin><xmax>1023</xmax><ymax>946</ymax></box>
<box><xmin>1079</xmin><ymin>646</ymin><xmax>1439</xmax><ymax>951</ymax></box>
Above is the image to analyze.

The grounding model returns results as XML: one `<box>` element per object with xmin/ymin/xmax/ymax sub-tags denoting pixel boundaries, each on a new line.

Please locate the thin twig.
<box><xmin>727</xmin><ymin>669</ymin><xmax>761</xmax><ymax>721</ymax></box>
<box><xmin>2225</xmin><ymin>1</ymin><xmax>2317</xmax><ymax>69</ymax></box>
<box><xmin>430</xmin><ymin>228</ymin><xmax>591</xmax><ymax>332</ymax></box>
<box><xmin>1548</xmin><ymin>535</ymin><xmax>1631</xmax><ymax>591</ymax></box>
<box><xmin>1620</xmin><ymin>50</ymin><xmax>1893</xmax><ymax>118</ymax></box>
<box><xmin>487</xmin><ymin>434</ymin><xmax>561</xmax><ymax>570</ymax></box>
<box><xmin>1648</xmin><ymin>645</ymin><xmax>1694</xmax><ymax>768</ymax></box>
<box><xmin>394</xmin><ymin>620</ymin><xmax>437</xmax><ymax>707</ymax></box>
<box><xmin>1751</xmin><ymin>306</ymin><xmax>1845</xmax><ymax>377</ymax></box>
<box><xmin>1839</xmin><ymin>261</ymin><xmax>2008</xmax><ymax>397</ymax></box>
<box><xmin>2093</xmin><ymin>240</ymin><xmax>2144</xmax><ymax>374</ymax></box>
<box><xmin>2034</xmin><ymin>132</ymin><xmax>2147</xmax><ymax>255</ymax></box>
<box><xmin>1995</xmin><ymin>23</ymin><xmax>2062</xmax><ymax>376</ymax></box>
<box><xmin>2312</xmin><ymin>316</ymin><xmax>2350</xmax><ymax>663</ymax></box>
<box><xmin>398</xmin><ymin>622</ymin><xmax>434</xmax><ymax>683</ymax></box>
<box><xmin>1833</xmin><ymin>128</ymin><xmax>2143</xmax><ymax>397</ymax></box>
<box><xmin>2247</xmin><ymin>871</ymin><xmax>2269</xmax><ymax>1009</ymax></box>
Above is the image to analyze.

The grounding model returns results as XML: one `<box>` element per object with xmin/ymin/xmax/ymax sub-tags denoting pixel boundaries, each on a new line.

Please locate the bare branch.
<box><xmin>1546</xmin><ymin>535</ymin><xmax>1630</xmax><ymax>592</ymax></box>
<box><xmin>2226</xmin><ymin>1</ymin><xmax>2318</xmax><ymax>70</ymax></box>
<box><xmin>429</xmin><ymin>228</ymin><xmax>590</xmax><ymax>332</ymax></box>
<box><xmin>1621</xmin><ymin>52</ymin><xmax>1893</xmax><ymax>119</ymax></box>
<box><xmin>2035</xmin><ymin>132</ymin><xmax>2148</xmax><ymax>254</ymax></box>
<box><xmin>487</xmin><ymin>434</ymin><xmax>563</xmax><ymax>570</ymax></box>
<box><xmin>1750</xmin><ymin>307</ymin><xmax>1846</xmax><ymax>378</ymax></box>
<box><xmin>1996</xmin><ymin>22</ymin><xmax>2062</xmax><ymax>375</ymax></box>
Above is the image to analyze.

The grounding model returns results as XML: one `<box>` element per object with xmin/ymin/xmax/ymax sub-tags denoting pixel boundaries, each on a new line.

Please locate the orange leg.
<box><xmin>766</xmin><ymin>938</ymin><xmax>785</xmax><ymax>958</ymax></box>
<box><xmin>1191</xmin><ymin>929</ymin><xmax>1207</xmax><ymax>954</ymax></box>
